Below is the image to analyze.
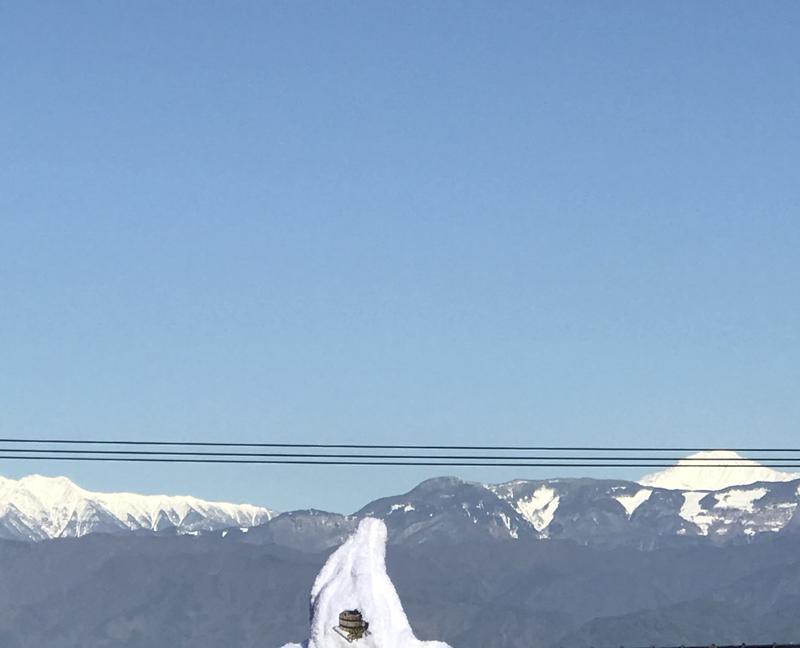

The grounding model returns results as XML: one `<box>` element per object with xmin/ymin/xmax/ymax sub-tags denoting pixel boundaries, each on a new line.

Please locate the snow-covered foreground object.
<box><xmin>281</xmin><ymin>518</ymin><xmax>452</xmax><ymax>648</ymax></box>
<box><xmin>0</xmin><ymin>473</ymin><xmax>275</xmax><ymax>541</ymax></box>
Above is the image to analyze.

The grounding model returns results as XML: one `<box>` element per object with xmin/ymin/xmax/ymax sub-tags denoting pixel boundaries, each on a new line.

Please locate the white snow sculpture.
<box><xmin>280</xmin><ymin>517</ymin><xmax>452</xmax><ymax>648</ymax></box>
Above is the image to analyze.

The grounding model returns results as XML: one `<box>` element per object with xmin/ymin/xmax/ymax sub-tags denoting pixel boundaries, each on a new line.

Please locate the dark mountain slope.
<box><xmin>1</xmin><ymin>532</ymin><xmax>799</xmax><ymax>648</ymax></box>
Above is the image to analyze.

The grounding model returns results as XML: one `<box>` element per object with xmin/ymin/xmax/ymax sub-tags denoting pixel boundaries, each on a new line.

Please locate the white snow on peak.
<box><xmin>615</xmin><ymin>489</ymin><xmax>652</xmax><ymax>517</ymax></box>
<box><xmin>638</xmin><ymin>450</ymin><xmax>800</xmax><ymax>492</ymax></box>
<box><xmin>280</xmin><ymin>518</ymin><xmax>452</xmax><ymax>648</ymax></box>
<box><xmin>679</xmin><ymin>485</ymin><xmax>789</xmax><ymax>536</ymax></box>
<box><xmin>714</xmin><ymin>487</ymin><xmax>768</xmax><ymax>513</ymax></box>
<box><xmin>515</xmin><ymin>486</ymin><xmax>560</xmax><ymax>532</ymax></box>
<box><xmin>0</xmin><ymin>473</ymin><xmax>276</xmax><ymax>541</ymax></box>
<box><xmin>679</xmin><ymin>492</ymin><xmax>714</xmax><ymax>535</ymax></box>
<box><xmin>498</xmin><ymin>512</ymin><xmax>519</xmax><ymax>538</ymax></box>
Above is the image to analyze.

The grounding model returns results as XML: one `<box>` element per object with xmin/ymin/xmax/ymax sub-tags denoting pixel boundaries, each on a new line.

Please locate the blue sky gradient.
<box><xmin>1</xmin><ymin>2</ymin><xmax>799</xmax><ymax>512</ymax></box>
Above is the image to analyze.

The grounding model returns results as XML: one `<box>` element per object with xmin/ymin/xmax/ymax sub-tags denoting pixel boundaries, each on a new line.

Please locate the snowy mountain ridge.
<box><xmin>482</xmin><ymin>453</ymin><xmax>800</xmax><ymax>543</ymax></box>
<box><xmin>638</xmin><ymin>450</ymin><xmax>800</xmax><ymax>491</ymax></box>
<box><xmin>5</xmin><ymin>450</ymin><xmax>800</xmax><ymax>546</ymax></box>
<box><xmin>0</xmin><ymin>473</ymin><xmax>275</xmax><ymax>541</ymax></box>
<box><xmin>249</xmin><ymin>452</ymin><xmax>800</xmax><ymax>551</ymax></box>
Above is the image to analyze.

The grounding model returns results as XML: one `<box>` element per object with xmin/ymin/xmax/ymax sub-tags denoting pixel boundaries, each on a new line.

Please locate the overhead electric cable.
<box><xmin>1</xmin><ymin>455</ymin><xmax>800</xmax><ymax>468</ymax></box>
<box><xmin>0</xmin><ymin>447</ymin><xmax>799</xmax><ymax>463</ymax></box>
<box><xmin>1</xmin><ymin>438</ymin><xmax>800</xmax><ymax>453</ymax></box>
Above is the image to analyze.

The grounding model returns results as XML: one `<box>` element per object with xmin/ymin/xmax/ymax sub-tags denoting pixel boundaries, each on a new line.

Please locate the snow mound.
<box><xmin>281</xmin><ymin>517</ymin><xmax>452</xmax><ymax>648</ymax></box>
<box><xmin>639</xmin><ymin>450</ymin><xmax>800</xmax><ymax>492</ymax></box>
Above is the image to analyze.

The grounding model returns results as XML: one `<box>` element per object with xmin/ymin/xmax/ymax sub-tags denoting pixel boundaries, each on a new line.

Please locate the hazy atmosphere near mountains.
<box><xmin>2</xmin><ymin>2</ymin><xmax>799</xmax><ymax>513</ymax></box>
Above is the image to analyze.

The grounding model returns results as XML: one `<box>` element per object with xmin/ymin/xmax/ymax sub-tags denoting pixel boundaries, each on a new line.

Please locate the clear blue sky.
<box><xmin>1</xmin><ymin>2</ymin><xmax>798</xmax><ymax>513</ymax></box>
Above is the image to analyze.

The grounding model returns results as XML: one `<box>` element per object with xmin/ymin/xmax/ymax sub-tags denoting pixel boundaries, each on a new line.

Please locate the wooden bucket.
<box><xmin>339</xmin><ymin>610</ymin><xmax>366</xmax><ymax>630</ymax></box>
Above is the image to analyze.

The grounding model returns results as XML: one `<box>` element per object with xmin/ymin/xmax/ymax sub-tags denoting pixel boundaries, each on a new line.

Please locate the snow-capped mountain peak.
<box><xmin>0</xmin><ymin>473</ymin><xmax>276</xmax><ymax>541</ymax></box>
<box><xmin>638</xmin><ymin>450</ymin><xmax>800</xmax><ymax>491</ymax></box>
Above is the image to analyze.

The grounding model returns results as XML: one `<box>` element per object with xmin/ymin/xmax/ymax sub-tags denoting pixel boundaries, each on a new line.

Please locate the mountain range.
<box><xmin>225</xmin><ymin>450</ymin><xmax>800</xmax><ymax>551</ymax></box>
<box><xmin>2</xmin><ymin>450</ymin><xmax>799</xmax><ymax>548</ymax></box>
<box><xmin>1</xmin><ymin>519</ymin><xmax>798</xmax><ymax>648</ymax></box>
<box><xmin>0</xmin><ymin>473</ymin><xmax>274</xmax><ymax>541</ymax></box>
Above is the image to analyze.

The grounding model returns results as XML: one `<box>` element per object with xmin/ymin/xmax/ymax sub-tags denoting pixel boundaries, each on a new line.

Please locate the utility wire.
<box><xmin>2</xmin><ymin>439</ymin><xmax>800</xmax><ymax>467</ymax></box>
<box><xmin>2</xmin><ymin>438</ymin><xmax>800</xmax><ymax>453</ymax></box>
<box><xmin>1</xmin><ymin>447</ymin><xmax>800</xmax><ymax>463</ymax></box>
<box><xmin>2</xmin><ymin>455</ymin><xmax>800</xmax><ymax>468</ymax></box>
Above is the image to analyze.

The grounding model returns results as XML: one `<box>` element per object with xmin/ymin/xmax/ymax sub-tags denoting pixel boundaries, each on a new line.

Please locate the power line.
<box><xmin>2</xmin><ymin>438</ymin><xmax>799</xmax><ymax>468</ymax></box>
<box><xmin>1</xmin><ymin>438</ymin><xmax>800</xmax><ymax>453</ymax></box>
<box><xmin>1</xmin><ymin>455</ymin><xmax>800</xmax><ymax>468</ymax></box>
<box><xmin>1</xmin><ymin>447</ymin><xmax>800</xmax><ymax>463</ymax></box>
